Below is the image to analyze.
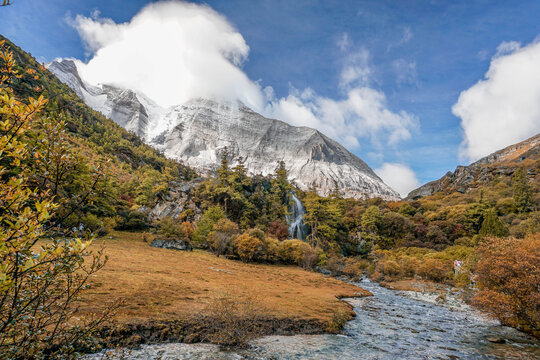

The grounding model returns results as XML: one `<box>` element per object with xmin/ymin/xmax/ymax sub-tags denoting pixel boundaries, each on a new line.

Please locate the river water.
<box><xmin>87</xmin><ymin>279</ymin><xmax>540</xmax><ymax>359</ymax></box>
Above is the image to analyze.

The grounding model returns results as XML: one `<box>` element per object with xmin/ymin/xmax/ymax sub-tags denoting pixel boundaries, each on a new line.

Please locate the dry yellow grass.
<box><xmin>80</xmin><ymin>232</ymin><xmax>369</xmax><ymax>326</ymax></box>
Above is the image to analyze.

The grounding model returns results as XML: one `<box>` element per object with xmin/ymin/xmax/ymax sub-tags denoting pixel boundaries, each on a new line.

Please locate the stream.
<box><xmin>87</xmin><ymin>279</ymin><xmax>540</xmax><ymax>359</ymax></box>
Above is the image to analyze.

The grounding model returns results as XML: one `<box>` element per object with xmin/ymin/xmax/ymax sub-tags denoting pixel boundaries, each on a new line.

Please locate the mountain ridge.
<box><xmin>406</xmin><ymin>133</ymin><xmax>540</xmax><ymax>200</ymax></box>
<box><xmin>47</xmin><ymin>58</ymin><xmax>401</xmax><ymax>201</ymax></box>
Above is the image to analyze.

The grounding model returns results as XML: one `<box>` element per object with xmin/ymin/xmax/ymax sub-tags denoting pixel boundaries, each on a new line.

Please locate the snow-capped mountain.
<box><xmin>46</xmin><ymin>59</ymin><xmax>400</xmax><ymax>200</ymax></box>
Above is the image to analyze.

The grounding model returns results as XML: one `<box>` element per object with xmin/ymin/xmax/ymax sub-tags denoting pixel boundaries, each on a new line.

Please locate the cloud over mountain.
<box><xmin>453</xmin><ymin>39</ymin><xmax>540</xmax><ymax>162</ymax></box>
<box><xmin>375</xmin><ymin>163</ymin><xmax>420</xmax><ymax>198</ymax></box>
<box><xmin>71</xmin><ymin>1</ymin><xmax>263</xmax><ymax>109</ymax></box>
<box><xmin>70</xmin><ymin>0</ymin><xmax>417</xmax><ymax>163</ymax></box>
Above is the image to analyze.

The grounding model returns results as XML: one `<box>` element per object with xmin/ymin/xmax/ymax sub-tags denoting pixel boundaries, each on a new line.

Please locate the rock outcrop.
<box><xmin>47</xmin><ymin>59</ymin><xmax>400</xmax><ymax>201</ymax></box>
<box><xmin>150</xmin><ymin>238</ymin><xmax>192</xmax><ymax>251</ymax></box>
<box><xmin>147</xmin><ymin>180</ymin><xmax>203</xmax><ymax>221</ymax></box>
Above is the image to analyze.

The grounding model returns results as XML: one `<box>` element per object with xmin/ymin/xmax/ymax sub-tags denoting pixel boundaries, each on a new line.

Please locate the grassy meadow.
<box><xmin>78</xmin><ymin>232</ymin><xmax>370</xmax><ymax>327</ymax></box>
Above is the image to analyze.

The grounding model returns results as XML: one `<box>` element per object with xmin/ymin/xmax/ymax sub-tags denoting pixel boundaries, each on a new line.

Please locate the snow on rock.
<box><xmin>46</xmin><ymin>60</ymin><xmax>400</xmax><ymax>201</ymax></box>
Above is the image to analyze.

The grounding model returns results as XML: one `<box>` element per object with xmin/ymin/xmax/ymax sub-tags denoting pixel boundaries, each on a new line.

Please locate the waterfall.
<box><xmin>287</xmin><ymin>192</ymin><xmax>306</xmax><ymax>240</ymax></box>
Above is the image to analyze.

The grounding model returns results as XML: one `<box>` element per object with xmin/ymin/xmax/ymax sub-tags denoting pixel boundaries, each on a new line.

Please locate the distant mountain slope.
<box><xmin>47</xmin><ymin>59</ymin><xmax>400</xmax><ymax>201</ymax></box>
<box><xmin>1</xmin><ymin>35</ymin><xmax>195</xmax><ymax>222</ymax></box>
<box><xmin>407</xmin><ymin>133</ymin><xmax>540</xmax><ymax>199</ymax></box>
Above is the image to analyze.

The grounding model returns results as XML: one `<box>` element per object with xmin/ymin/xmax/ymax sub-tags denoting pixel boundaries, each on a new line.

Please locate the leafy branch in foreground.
<box><xmin>0</xmin><ymin>40</ymin><xmax>115</xmax><ymax>359</ymax></box>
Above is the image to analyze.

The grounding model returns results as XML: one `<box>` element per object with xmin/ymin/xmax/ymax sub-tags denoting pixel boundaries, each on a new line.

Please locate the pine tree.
<box><xmin>513</xmin><ymin>167</ymin><xmax>531</xmax><ymax>213</ymax></box>
<box><xmin>217</xmin><ymin>148</ymin><xmax>232</xmax><ymax>186</ymax></box>
<box><xmin>479</xmin><ymin>208</ymin><xmax>509</xmax><ymax>237</ymax></box>
<box><xmin>267</xmin><ymin>161</ymin><xmax>291</xmax><ymax>221</ymax></box>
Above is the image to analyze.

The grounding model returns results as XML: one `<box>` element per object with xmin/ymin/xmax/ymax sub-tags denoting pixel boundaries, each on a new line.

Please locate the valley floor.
<box><xmin>78</xmin><ymin>232</ymin><xmax>371</xmax><ymax>346</ymax></box>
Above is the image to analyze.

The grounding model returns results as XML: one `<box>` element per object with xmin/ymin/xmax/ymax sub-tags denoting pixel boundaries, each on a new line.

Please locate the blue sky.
<box><xmin>2</xmin><ymin>0</ymin><xmax>540</xmax><ymax>195</ymax></box>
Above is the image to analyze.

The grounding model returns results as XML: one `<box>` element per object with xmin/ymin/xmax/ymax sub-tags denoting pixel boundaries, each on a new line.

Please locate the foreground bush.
<box><xmin>473</xmin><ymin>234</ymin><xmax>539</xmax><ymax>337</ymax></box>
<box><xmin>0</xmin><ymin>42</ymin><xmax>113</xmax><ymax>359</ymax></box>
<box><xmin>205</xmin><ymin>293</ymin><xmax>262</xmax><ymax>347</ymax></box>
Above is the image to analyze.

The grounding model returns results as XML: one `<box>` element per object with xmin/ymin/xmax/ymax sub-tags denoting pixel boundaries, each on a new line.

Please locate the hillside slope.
<box><xmin>1</xmin><ymin>35</ymin><xmax>196</xmax><ymax>229</ymax></box>
<box><xmin>407</xmin><ymin>133</ymin><xmax>540</xmax><ymax>200</ymax></box>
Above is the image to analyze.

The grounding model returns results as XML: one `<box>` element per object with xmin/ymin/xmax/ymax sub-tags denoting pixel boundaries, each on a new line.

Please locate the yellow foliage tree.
<box><xmin>0</xmin><ymin>40</ymin><xmax>111</xmax><ymax>359</ymax></box>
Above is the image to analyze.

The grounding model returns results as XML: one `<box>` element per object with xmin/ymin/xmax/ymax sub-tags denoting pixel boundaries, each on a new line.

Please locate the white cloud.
<box><xmin>264</xmin><ymin>38</ymin><xmax>417</xmax><ymax>149</ymax></box>
<box><xmin>453</xmin><ymin>38</ymin><xmax>540</xmax><ymax>162</ymax></box>
<box><xmin>70</xmin><ymin>1</ymin><xmax>416</xmax><ymax>150</ymax></box>
<box><xmin>71</xmin><ymin>1</ymin><xmax>264</xmax><ymax>109</ymax></box>
<box><xmin>339</xmin><ymin>47</ymin><xmax>371</xmax><ymax>89</ymax></box>
<box><xmin>374</xmin><ymin>163</ymin><xmax>420</xmax><ymax>198</ymax></box>
<box><xmin>266</xmin><ymin>86</ymin><xmax>418</xmax><ymax>149</ymax></box>
<box><xmin>494</xmin><ymin>41</ymin><xmax>521</xmax><ymax>57</ymax></box>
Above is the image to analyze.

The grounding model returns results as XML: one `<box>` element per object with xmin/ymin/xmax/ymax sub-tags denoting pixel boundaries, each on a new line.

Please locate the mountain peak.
<box><xmin>46</xmin><ymin>59</ymin><xmax>400</xmax><ymax>201</ymax></box>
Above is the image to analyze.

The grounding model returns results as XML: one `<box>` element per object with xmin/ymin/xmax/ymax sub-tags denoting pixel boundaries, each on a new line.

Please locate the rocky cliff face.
<box><xmin>46</xmin><ymin>60</ymin><xmax>160</xmax><ymax>138</ymax></box>
<box><xmin>406</xmin><ymin>133</ymin><xmax>540</xmax><ymax>200</ymax></box>
<box><xmin>47</xmin><ymin>59</ymin><xmax>400</xmax><ymax>201</ymax></box>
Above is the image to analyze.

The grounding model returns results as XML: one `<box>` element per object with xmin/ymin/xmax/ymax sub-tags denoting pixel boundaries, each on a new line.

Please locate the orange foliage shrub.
<box><xmin>473</xmin><ymin>234</ymin><xmax>540</xmax><ymax>337</ymax></box>
<box><xmin>325</xmin><ymin>254</ymin><xmax>344</xmax><ymax>276</ymax></box>
<box><xmin>262</xmin><ymin>236</ymin><xmax>280</xmax><ymax>263</ymax></box>
<box><xmin>417</xmin><ymin>258</ymin><xmax>451</xmax><ymax>283</ymax></box>
<box><xmin>342</xmin><ymin>258</ymin><xmax>363</xmax><ymax>279</ymax></box>
<box><xmin>234</xmin><ymin>233</ymin><xmax>264</xmax><ymax>262</ymax></box>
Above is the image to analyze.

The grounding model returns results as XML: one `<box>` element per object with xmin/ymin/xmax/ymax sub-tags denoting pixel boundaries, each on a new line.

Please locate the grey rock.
<box><xmin>148</xmin><ymin>180</ymin><xmax>203</xmax><ymax>221</ymax></box>
<box><xmin>150</xmin><ymin>238</ymin><xmax>192</xmax><ymax>251</ymax></box>
<box><xmin>46</xmin><ymin>59</ymin><xmax>159</xmax><ymax>138</ymax></box>
<box><xmin>315</xmin><ymin>266</ymin><xmax>332</xmax><ymax>275</ymax></box>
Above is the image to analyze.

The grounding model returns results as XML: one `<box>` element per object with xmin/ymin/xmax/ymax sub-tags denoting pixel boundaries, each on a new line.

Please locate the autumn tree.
<box><xmin>278</xmin><ymin>239</ymin><xmax>312</xmax><ymax>266</ymax></box>
<box><xmin>209</xmin><ymin>218</ymin><xmax>239</xmax><ymax>256</ymax></box>
<box><xmin>266</xmin><ymin>220</ymin><xmax>289</xmax><ymax>240</ymax></box>
<box><xmin>266</xmin><ymin>161</ymin><xmax>291</xmax><ymax>221</ymax></box>
<box><xmin>303</xmin><ymin>192</ymin><xmax>344</xmax><ymax>246</ymax></box>
<box><xmin>234</xmin><ymin>232</ymin><xmax>264</xmax><ymax>262</ymax></box>
<box><xmin>0</xmin><ymin>41</ymin><xmax>111</xmax><ymax>359</ymax></box>
<box><xmin>157</xmin><ymin>216</ymin><xmax>191</xmax><ymax>240</ymax></box>
<box><xmin>473</xmin><ymin>234</ymin><xmax>539</xmax><ymax>337</ymax></box>
<box><xmin>361</xmin><ymin>205</ymin><xmax>382</xmax><ymax>234</ymax></box>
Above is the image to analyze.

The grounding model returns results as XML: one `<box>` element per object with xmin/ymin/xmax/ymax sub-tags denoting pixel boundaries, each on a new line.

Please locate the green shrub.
<box><xmin>192</xmin><ymin>205</ymin><xmax>226</xmax><ymax>248</ymax></box>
